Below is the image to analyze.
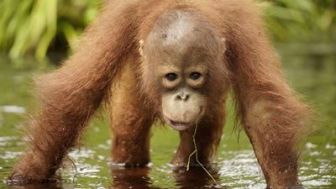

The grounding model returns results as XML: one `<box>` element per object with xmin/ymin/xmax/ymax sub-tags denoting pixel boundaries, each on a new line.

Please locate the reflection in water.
<box><xmin>5</xmin><ymin>166</ymin><xmax>225</xmax><ymax>189</ymax></box>
<box><xmin>110</xmin><ymin>166</ymin><xmax>225</xmax><ymax>189</ymax></box>
<box><xmin>110</xmin><ymin>167</ymin><xmax>155</xmax><ymax>189</ymax></box>
<box><xmin>7</xmin><ymin>183</ymin><xmax>62</xmax><ymax>189</ymax></box>
<box><xmin>173</xmin><ymin>166</ymin><xmax>225</xmax><ymax>189</ymax></box>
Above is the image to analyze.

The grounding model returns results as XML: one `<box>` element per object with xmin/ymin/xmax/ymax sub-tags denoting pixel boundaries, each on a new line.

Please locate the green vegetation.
<box><xmin>263</xmin><ymin>0</ymin><xmax>336</xmax><ymax>42</ymax></box>
<box><xmin>0</xmin><ymin>0</ymin><xmax>335</xmax><ymax>62</ymax></box>
<box><xmin>0</xmin><ymin>0</ymin><xmax>100</xmax><ymax>61</ymax></box>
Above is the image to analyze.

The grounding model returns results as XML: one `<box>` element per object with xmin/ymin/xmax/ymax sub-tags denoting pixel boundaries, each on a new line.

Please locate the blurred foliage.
<box><xmin>0</xmin><ymin>0</ymin><xmax>101</xmax><ymax>62</ymax></box>
<box><xmin>263</xmin><ymin>0</ymin><xmax>336</xmax><ymax>42</ymax></box>
<box><xmin>0</xmin><ymin>0</ymin><xmax>335</xmax><ymax>62</ymax></box>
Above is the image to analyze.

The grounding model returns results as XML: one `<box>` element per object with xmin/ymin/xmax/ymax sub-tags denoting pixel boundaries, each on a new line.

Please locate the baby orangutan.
<box><xmin>9</xmin><ymin>0</ymin><xmax>309</xmax><ymax>188</ymax></box>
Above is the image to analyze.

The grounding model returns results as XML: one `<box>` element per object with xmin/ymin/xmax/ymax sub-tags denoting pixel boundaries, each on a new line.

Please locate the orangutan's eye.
<box><xmin>165</xmin><ymin>73</ymin><xmax>178</xmax><ymax>81</ymax></box>
<box><xmin>190</xmin><ymin>72</ymin><xmax>202</xmax><ymax>80</ymax></box>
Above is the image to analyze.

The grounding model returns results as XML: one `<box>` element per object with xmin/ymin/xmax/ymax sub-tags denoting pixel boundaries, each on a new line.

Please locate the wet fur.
<box><xmin>9</xmin><ymin>0</ymin><xmax>310</xmax><ymax>188</ymax></box>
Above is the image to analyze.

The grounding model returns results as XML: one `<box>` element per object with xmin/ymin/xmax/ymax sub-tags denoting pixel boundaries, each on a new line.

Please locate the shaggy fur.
<box><xmin>9</xmin><ymin>0</ymin><xmax>310</xmax><ymax>188</ymax></box>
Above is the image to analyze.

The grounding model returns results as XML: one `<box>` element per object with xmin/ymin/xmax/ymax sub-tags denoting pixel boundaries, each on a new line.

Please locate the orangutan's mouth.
<box><xmin>164</xmin><ymin>117</ymin><xmax>192</xmax><ymax>131</ymax></box>
<box><xmin>163</xmin><ymin>107</ymin><xmax>204</xmax><ymax>131</ymax></box>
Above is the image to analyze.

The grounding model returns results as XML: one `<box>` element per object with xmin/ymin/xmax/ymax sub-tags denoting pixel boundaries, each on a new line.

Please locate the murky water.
<box><xmin>0</xmin><ymin>50</ymin><xmax>335</xmax><ymax>188</ymax></box>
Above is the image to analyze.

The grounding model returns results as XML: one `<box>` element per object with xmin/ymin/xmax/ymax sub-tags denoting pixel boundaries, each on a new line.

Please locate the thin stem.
<box><xmin>186</xmin><ymin>122</ymin><xmax>218</xmax><ymax>184</ymax></box>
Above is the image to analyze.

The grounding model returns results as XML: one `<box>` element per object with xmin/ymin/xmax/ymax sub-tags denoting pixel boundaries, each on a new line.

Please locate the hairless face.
<box><xmin>141</xmin><ymin>10</ymin><xmax>225</xmax><ymax>131</ymax></box>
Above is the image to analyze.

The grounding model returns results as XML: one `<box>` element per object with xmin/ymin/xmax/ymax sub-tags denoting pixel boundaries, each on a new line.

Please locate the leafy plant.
<box><xmin>0</xmin><ymin>0</ymin><xmax>101</xmax><ymax>62</ymax></box>
<box><xmin>262</xmin><ymin>0</ymin><xmax>336</xmax><ymax>42</ymax></box>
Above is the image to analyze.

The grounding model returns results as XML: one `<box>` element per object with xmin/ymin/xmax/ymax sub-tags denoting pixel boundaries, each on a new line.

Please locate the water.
<box><xmin>0</xmin><ymin>50</ymin><xmax>335</xmax><ymax>188</ymax></box>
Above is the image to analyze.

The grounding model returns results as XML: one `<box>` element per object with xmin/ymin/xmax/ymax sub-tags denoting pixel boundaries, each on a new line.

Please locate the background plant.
<box><xmin>263</xmin><ymin>0</ymin><xmax>336</xmax><ymax>42</ymax></box>
<box><xmin>0</xmin><ymin>0</ymin><xmax>100</xmax><ymax>62</ymax></box>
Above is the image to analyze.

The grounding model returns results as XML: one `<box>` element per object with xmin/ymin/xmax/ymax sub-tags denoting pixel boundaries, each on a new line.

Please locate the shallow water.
<box><xmin>0</xmin><ymin>51</ymin><xmax>335</xmax><ymax>188</ymax></box>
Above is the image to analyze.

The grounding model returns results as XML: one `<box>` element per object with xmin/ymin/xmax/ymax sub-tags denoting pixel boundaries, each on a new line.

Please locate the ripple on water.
<box><xmin>65</xmin><ymin>148</ymin><xmax>102</xmax><ymax>176</ymax></box>
<box><xmin>218</xmin><ymin>150</ymin><xmax>265</xmax><ymax>188</ymax></box>
<box><xmin>0</xmin><ymin>105</ymin><xmax>26</xmax><ymax>114</ymax></box>
<box><xmin>216</xmin><ymin>149</ymin><xmax>336</xmax><ymax>188</ymax></box>
<box><xmin>68</xmin><ymin>148</ymin><xmax>96</xmax><ymax>160</ymax></box>
<box><xmin>0</xmin><ymin>151</ymin><xmax>22</xmax><ymax>160</ymax></box>
<box><xmin>0</xmin><ymin>136</ymin><xmax>17</xmax><ymax>147</ymax></box>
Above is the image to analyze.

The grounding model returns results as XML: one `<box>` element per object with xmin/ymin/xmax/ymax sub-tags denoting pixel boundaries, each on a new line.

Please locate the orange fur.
<box><xmin>8</xmin><ymin>1</ymin><xmax>310</xmax><ymax>188</ymax></box>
